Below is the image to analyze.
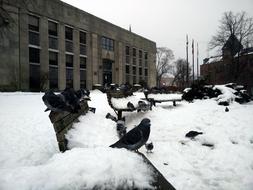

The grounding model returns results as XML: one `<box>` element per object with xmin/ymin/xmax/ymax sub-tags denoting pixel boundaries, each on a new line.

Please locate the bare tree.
<box><xmin>172</xmin><ymin>58</ymin><xmax>191</xmax><ymax>89</ymax></box>
<box><xmin>156</xmin><ymin>47</ymin><xmax>174</xmax><ymax>87</ymax></box>
<box><xmin>209</xmin><ymin>11</ymin><xmax>253</xmax><ymax>52</ymax></box>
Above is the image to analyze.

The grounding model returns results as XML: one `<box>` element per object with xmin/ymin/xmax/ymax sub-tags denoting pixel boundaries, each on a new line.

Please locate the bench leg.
<box><xmin>173</xmin><ymin>101</ymin><xmax>176</xmax><ymax>106</ymax></box>
<box><xmin>117</xmin><ymin>111</ymin><xmax>122</xmax><ymax>120</ymax></box>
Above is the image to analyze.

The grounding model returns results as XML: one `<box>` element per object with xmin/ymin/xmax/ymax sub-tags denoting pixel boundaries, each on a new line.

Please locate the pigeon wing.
<box><xmin>121</xmin><ymin>127</ymin><xmax>143</xmax><ymax>145</ymax></box>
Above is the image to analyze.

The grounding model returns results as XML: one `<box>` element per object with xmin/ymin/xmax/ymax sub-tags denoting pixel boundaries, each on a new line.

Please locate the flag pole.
<box><xmin>192</xmin><ymin>39</ymin><xmax>194</xmax><ymax>84</ymax></box>
<box><xmin>197</xmin><ymin>42</ymin><xmax>199</xmax><ymax>79</ymax></box>
<box><xmin>186</xmin><ymin>35</ymin><xmax>189</xmax><ymax>86</ymax></box>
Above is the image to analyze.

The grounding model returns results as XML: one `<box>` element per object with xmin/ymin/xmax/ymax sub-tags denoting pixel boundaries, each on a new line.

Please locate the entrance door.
<box><xmin>103</xmin><ymin>59</ymin><xmax>113</xmax><ymax>86</ymax></box>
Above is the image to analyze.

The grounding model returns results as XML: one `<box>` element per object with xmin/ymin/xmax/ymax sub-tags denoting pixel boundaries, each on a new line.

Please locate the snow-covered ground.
<box><xmin>0</xmin><ymin>90</ymin><xmax>253</xmax><ymax>190</ymax></box>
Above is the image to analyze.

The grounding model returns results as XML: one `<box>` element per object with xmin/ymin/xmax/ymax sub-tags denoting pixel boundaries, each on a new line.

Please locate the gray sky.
<box><xmin>62</xmin><ymin>0</ymin><xmax>253</xmax><ymax>64</ymax></box>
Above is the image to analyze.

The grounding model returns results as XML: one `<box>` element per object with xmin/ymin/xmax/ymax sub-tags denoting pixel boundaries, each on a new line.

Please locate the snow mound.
<box><xmin>214</xmin><ymin>85</ymin><xmax>236</xmax><ymax>104</ymax></box>
<box><xmin>147</xmin><ymin>93</ymin><xmax>182</xmax><ymax>101</ymax></box>
<box><xmin>0</xmin><ymin>148</ymin><xmax>155</xmax><ymax>190</ymax></box>
<box><xmin>111</xmin><ymin>96</ymin><xmax>141</xmax><ymax>109</ymax></box>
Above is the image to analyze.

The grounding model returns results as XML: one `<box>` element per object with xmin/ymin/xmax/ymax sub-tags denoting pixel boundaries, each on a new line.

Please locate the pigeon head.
<box><xmin>140</xmin><ymin>118</ymin><xmax>151</xmax><ymax>127</ymax></box>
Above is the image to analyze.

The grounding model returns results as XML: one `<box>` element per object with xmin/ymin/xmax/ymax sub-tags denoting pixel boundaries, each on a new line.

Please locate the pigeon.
<box><xmin>145</xmin><ymin>142</ymin><xmax>154</xmax><ymax>153</ymax></box>
<box><xmin>127</xmin><ymin>102</ymin><xmax>135</xmax><ymax>110</ymax></box>
<box><xmin>110</xmin><ymin>118</ymin><xmax>151</xmax><ymax>151</ymax></box>
<box><xmin>185</xmin><ymin>130</ymin><xmax>203</xmax><ymax>139</ymax></box>
<box><xmin>225</xmin><ymin>107</ymin><xmax>229</xmax><ymax>112</ymax></box>
<box><xmin>61</xmin><ymin>88</ymin><xmax>81</xmax><ymax>113</ymax></box>
<box><xmin>75</xmin><ymin>88</ymin><xmax>90</xmax><ymax>101</ymax></box>
<box><xmin>42</xmin><ymin>90</ymin><xmax>71</xmax><ymax>112</ymax></box>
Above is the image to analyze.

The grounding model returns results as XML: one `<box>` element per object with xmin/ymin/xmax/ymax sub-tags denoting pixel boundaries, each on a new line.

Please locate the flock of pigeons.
<box><xmin>42</xmin><ymin>88</ymin><xmax>208</xmax><ymax>153</ymax></box>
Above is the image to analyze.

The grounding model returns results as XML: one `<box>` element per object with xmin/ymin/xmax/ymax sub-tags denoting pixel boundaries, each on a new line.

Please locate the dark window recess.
<box><xmin>66</xmin><ymin>54</ymin><xmax>73</xmax><ymax>67</ymax></box>
<box><xmin>66</xmin><ymin>68</ymin><xmax>73</xmax><ymax>88</ymax></box>
<box><xmin>125</xmin><ymin>74</ymin><xmax>130</xmax><ymax>83</ymax></box>
<box><xmin>29</xmin><ymin>47</ymin><xmax>40</xmax><ymax>63</ymax></box>
<box><xmin>126</xmin><ymin>56</ymin><xmax>130</xmax><ymax>64</ymax></box>
<box><xmin>145</xmin><ymin>52</ymin><xmax>148</xmax><ymax>59</ymax></box>
<box><xmin>139</xmin><ymin>68</ymin><xmax>142</xmax><ymax>75</ymax></box>
<box><xmin>48</xmin><ymin>21</ymin><xmax>57</xmax><ymax>36</ymax></box>
<box><xmin>80</xmin><ymin>31</ymin><xmax>86</xmax><ymax>44</ymax></box>
<box><xmin>133</xmin><ymin>57</ymin><xmax>136</xmax><ymax>65</ymax></box>
<box><xmin>133</xmin><ymin>76</ymin><xmax>136</xmax><ymax>84</ymax></box>
<box><xmin>103</xmin><ymin>61</ymin><xmax>112</xmax><ymax>71</ymax></box>
<box><xmin>29</xmin><ymin>31</ymin><xmax>40</xmax><ymax>46</ymax></box>
<box><xmin>65</xmin><ymin>41</ymin><xmax>73</xmax><ymax>52</ymax></box>
<box><xmin>49</xmin><ymin>37</ymin><xmax>58</xmax><ymax>49</ymax></box>
<box><xmin>80</xmin><ymin>57</ymin><xmax>86</xmax><ymax>69</ymax></box>
<box><xmin>29</xmin><ymin>15</ymin><xmax>39</xmax><ymax>32</ymax></box>
<box><xmin>101</xmin><ymin>36</ymin><xmax>114</xmax><ymax>51</ymax></box>
<box><xmin>132</xmin><ymin>66</ymin><xmax>136</xmax><ymax>75</ymax></box>
<box><xmin>126</xmin><ymin>46</ymin><xmax>130</xmax><ymax>55</ymax></box>
<box><xmin>65</xmin><ymin>26</ymin><xmax>73</xmax><ymax>40</ymax></box>
<box><xmin>125</xmin><ymin>65</ymin><xmax>130</xmax><ymax>74</ymax></box>
<box><xmin>139</xmin><ymin>59</ymin><xmax>142</xmax><ymax>66</ymax></box>
<box><xmin>49</xmin><ymin>52</ymin><xmax>58</xmax><ymax>66</ymax></box>
<box><xmin>133</xmin><ymin>48</ymin><xmax>136</xmax><ymax>57</ymax></box>
<box><xmin>29</xmin><ymin>64</ymin><xmax>40</xmax><ymax>91</ymax></box>
<box><xmin>139</xmin><ymin>50</ymin><xmax>142</xmax><ymax>58</ymax></box>
<box><xmin>145</xmin><ymin>60</ymin><xmax>148</xmax><ymax>67</ymax></box>
<box><xmin>80</xmin><ymin>44</ymin><xmax>86</xmax><ymax>55</ymax></box>
<box><xmin>80</xmin><ymin>69</ymin><xmax>86</xmax><ymax>89</ymax></box>
<box><xmin>49</xmin><ymin>66</ymin><xmax>58</xmax><ymax>89</ymax></box>
<box><xmin>145</xmin><ymin>69</ymin><xmax>148</xmax><ymax>76</ymax></box>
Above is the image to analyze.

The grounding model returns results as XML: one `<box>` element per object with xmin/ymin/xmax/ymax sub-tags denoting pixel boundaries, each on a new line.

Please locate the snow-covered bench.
<box><xmin>48</xmin><ymin>100</ymin><xmax>90</xmax><ymax>152</ymax></box>
<box><xmin>106</xmin><ymin>90</ymin><xmax>151</xmax><ymax>120</ymax></box>
<box><xmin>143</xmin><ymin>90</ymin><xmax>182</xmax><ymax>107</ymax></box>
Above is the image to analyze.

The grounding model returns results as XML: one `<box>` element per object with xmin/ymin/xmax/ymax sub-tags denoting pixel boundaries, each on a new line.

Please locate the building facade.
<box><xmin>200</xmin><ymin>48</ymin><xmax>253</xmax><ymax>95</ymax></box>
<box><xmin>0</xmin><ymin>0</ymin><xmax>156</xmax><ymax>91</ymax></box>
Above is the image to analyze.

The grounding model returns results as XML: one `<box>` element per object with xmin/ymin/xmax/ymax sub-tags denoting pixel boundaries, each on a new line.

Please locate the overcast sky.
<box><xmin>61</xmin><ymin>0</ymin><xmax>253</xmax><ymax>65</ymax></box>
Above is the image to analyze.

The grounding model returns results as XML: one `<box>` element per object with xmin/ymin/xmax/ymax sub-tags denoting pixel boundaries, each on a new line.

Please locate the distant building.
<box><xmin>200</xmin><ymin>35</ymin><xmax>253</xmax><ymax>95</ymax></box>
<box><xmin>0</xmin><ymin>0</ymin><xmax>156</xmax><ymax>91</ymax></box>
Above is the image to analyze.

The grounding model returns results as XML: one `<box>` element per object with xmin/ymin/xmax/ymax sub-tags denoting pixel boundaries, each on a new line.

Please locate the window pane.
<box><xmin>49</xmin><ymin>36</ymin><xmax>58</xmax><ymax>49</ymax></box>
<box><xmin>80</xmin><ymin>44</ymin><xmax>86</xmax><ymax>55</ymax></box>
<box><xmin>49</xmin><ymin>66</ymin><xmax>58</xmax><ymax>89</ymax></box>
<box><xmin>29</xmin><ymin>64</ymin><xmax>40</xmax><ymax>91</ymax></box>
<box><xmin>49</xmin><ymin>52</ymin><xmax>58</xmax><ymax>66</ymax></box>
<box><xmin>48</xmin><ymin>21</ymin><xmax>57</xmax><ymax>36</ymax></box>
<box><xmin>139</xmin><ymin>50</ymin><xmax>142</xmax><ymax>58</ymax></box>
<box><xmin>145</xmin><ymin>69</ymin><xmax>148</xmax><ymax>76</ymax></box>
<box><xmin>139</xmin><ymin>67</ymin><xmax>142</xmax><ymax>75</ymax></box>
<box><xmin>66</xmin><ymin>54</ymin><xmax>73</xmax><ymax>67</ymax></box>
<box><xmin>65</xmin><ymin>41</ymin><xmax>73</xmax><ymax>52</ymax></box>
<box><xmin>125</xmin><ymin>65</ymin><xmax>129</xmax><ymax>74</ymax></box>
<box><xmin>132</xmin><ymin>66</ymin><xmax>136</xmax><ymax>75</ymax></box>
<box><xmin>65</xmin><ymin>26</ymin><xmax>73</xmax><ymax>40</ymax></box>
<box><xmin>80</xmin><ymin>69</ymin><xmax>86</xmax><ymax>88</ymax></box>
<box><xmin>126</xmin><ymin>46</ymin><xmax>129</xmax><ymax>55</ymax></box>
<box><xmin>66</xmin><ymin>68</ymin><xmax>73</xmax><ymax>88</ymax></box>
<box><xmin>29</xmin><ymin>47</ymin><xmax>40</xmax><ymax>63</ymax></box>
<box><xmin>133</xmin><ymin>48</ymin><xmax>136</xmax><ymax>57</ymax></box>
<box><xmin>80</xmin><ymin>57</ymin><xmax>86</xmax><ymax>69</ymax></box>
<box><xmin>29</xmin><ymin>15</ymin><xmax>39</xmax><ymax>31</ymax></box>
<box><xmin>80</xmin><ymin>31</ymin><xmax>86</xmax><ymax>44</ymax></box>
<box><xmin>29</xmin><ymin>31</ymin><xmax>40</xmax><ymax>46</ymax></box>
<box><xmin>145</xmin><ymin>52</ymin><xmax>148</xmax><ymax>59</ymax></box>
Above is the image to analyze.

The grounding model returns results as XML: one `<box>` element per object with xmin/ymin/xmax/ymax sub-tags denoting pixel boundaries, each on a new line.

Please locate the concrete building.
<box><xmin>0</xmin><ymin>0</ymin><xmax>156</xmax><ymax>91</ymax></box>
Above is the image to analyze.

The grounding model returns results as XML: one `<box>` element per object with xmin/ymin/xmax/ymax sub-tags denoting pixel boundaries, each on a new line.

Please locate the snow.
<box><xmin>214</xmin><ymin>85</ymin><xmax>237</xmax><ymax>104</ymax></box>
<box><xmin>1</xmin><ymin>91</ymin><xmax>253</xmax><ymax>190</ymax></box>
<box><xmin>147</xmin><ymin>93</ymin><xmax>182</xmax><ymax>101</ymax></box>
<box><xmin>111</xmin><ymin>95</ymin><xmax>146</xmax><ymax>109</ymax></box>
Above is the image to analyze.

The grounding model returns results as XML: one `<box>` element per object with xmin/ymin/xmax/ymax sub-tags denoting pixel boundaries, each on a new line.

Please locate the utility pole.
<box><xmin>186</xmin><ymin>35</ymin><xmax>189</xmax><ymax>86</ymax></box>
<box><xmin>192</xmin><ymin>39</ymin><xmax>194</xmax><ymax>84</ymax></box>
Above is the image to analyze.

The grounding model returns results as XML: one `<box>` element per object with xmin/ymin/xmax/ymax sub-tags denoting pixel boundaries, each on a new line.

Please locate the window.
<box><xmin>125</xmin><ymin>65</ymin><xmax>130</xmax><ymax>74</ymax></box>
<box><xmin>65</xmin><ymin>26</ymin><xmax>73</xmax><ymax>40</ymax></box>
<box><xmin>66</xmin><ymin>54</ymin><xmax>73</xmax><ymax>88</ymax></box>
<box><xmin>48</xmin><ymin>21</ymin><xmax>58</xmax><ymax>50</ymax></box>
<box><xmin>29</xmin><ymin>15</ymin><xmax>40</xmax><ymax>46</ymax></box>
<box><xmin>101</xmin><ymin>36</ymin><xmax>114</xmax><ymax>51</ymax></box>
<box><xmin>126</xmin><ymin>46</ymin><xmax>130</xmax><ymax>55</ymax></box>
<box><xmin>133</xmin><ymin>57</ymin><xmax>136</xmax><ymax>65</ymax></box>
<box><xmin>132</xmin><ymin>66</ymin><xmax>136</xmax><ymax>75</ymax></box>
<box><xmin>29</xmin><ymin>15</ymin><xmax>39</xmax><ymax>32</ymax></box>
<box><xmin>66</xmin><ymin>54</ymin><xmax>73</xmax><ymax>67</ymax></box>
<box><xmin>29</xmin><ymin>47</ymin><xmax>40</xmax><ymax>63</ymax></box>
<box><xmin>139</xmin><ymin>50</ymin><xmax>142</xmax><ymax>59</ymax></box>
<box><xmin>80</xmin><ymin>44</ymin><xmax>86</xmax><ymax>55</ymax></box>
<box><xmin>49</xmin><ymin>51</ymin><xmax>58</xmax><ymax>66</ymax></box>
<box><xmin>126</xmin><ymin>56</ymin><xmax>130</xmax><ymax>64</ymax></box>
<box><xmin>80</xmin><ymin>57</ymin><xmax>86</xmax><ymax>69</ymax></box>
<box><xmin>133</xmin><ymin>48</ymin><xmax>136</xmax><ymax>57</ymax></box>
<box><xmin>139</xmin><ymin>67</ymin><xmax>142</xmax><ymax>75</ymax></box>
<box><xmin>145</xmin><ymin>68</ymin><xmax>148</xmax><ymax>76</ymax></box>
<box><xmin>144</xmin><ymin>52</ymin><xmax>148</xmax><ymax>67</ymax></box>
<box><xmin>80</xmin><ymin>31</ymin><xmax>86</xmax><ymax>44</ymax></box>
<box><xmin>48</xmin><ymin>21</ymin><xmax>57</xmax><ymax>36</ymax></box>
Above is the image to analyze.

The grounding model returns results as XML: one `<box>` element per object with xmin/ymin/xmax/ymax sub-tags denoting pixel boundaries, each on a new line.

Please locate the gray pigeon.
<box><xmin>110</xmin><ymin>118</ymin><xmax>151</xmax><ymax>151</ymax></box>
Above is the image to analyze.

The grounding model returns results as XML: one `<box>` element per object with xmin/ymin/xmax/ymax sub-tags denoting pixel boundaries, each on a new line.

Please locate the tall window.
<box><xmin>132</xmin><ymin>66</ymin><xmax>136</xmax><ymax>84</ymax></box>
<box><xmin>144</xmin><ymin>52</ymin><xmax>148</xmax><ymax>67</ymax></box>
<box><xmin>48</xmin><ymin>20</ymin><xmax>58</xmax><ymax>50</ymax></box>
<box><xmin>80</xmin><ymin>31</ymin><xmax>87</xmax><ymax>55</ymax></box>
<box><xmin>28</xmin><ymin>15</ymin><xmax>40</xmax><ymax>46</ymax></box>
<box><xmin>66</xmin><ymin>54</ymin><xmax>73</xmax><ymax>88</ymax></box>
<box><xmin>101</xmin><ymin>36</ymin><xmax>114</xmax><ymax>51</ymax></box>
<box><xmin>49</xmin><ymin>51</ymin><xmax>58</xmax><ymax>89</ymax></box>
<box><xmin>80</xmin><ymin>57</ymin><xmax>87</xmax><ymax>88</ymax></box>
<box><xmin>28</xmin><ymin>15</ymin><xmax>40</xmax><ymax>91</ymax></box>
<box><xmin>29</xmin><ymin>47</ymin><xmax>40</xmax><ymax>91</ymax></box>
<box><xmin>133</xmin><ymin>48</ymin><xmax>136</xmax><ymax>65</ymax></box>
<box><xmin>65</xmin><ymin>26</ymin><xmax>73</xmax><ymax>52</ymax></box>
